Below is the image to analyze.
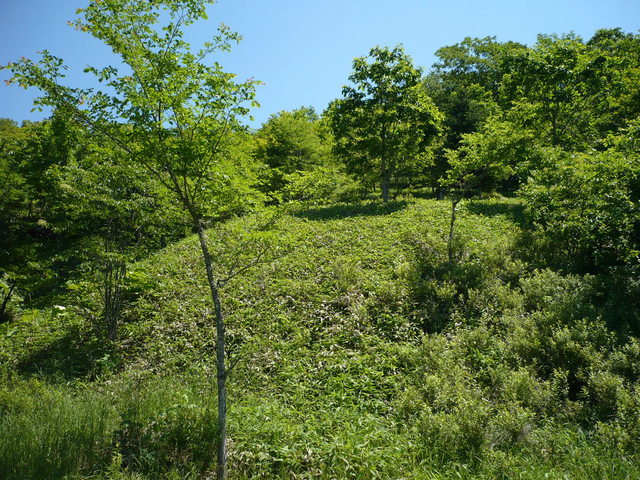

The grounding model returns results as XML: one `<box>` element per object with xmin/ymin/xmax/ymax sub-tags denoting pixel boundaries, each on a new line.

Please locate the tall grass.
<box><xmin>0</xmin><ymin>375</ymin><xmax>217</xmax><ymax>479</ymax></box>
<box><xmin>0</xmin><ymin>380</ymin><xmax>114</xmax><ymax>479</ymax></box>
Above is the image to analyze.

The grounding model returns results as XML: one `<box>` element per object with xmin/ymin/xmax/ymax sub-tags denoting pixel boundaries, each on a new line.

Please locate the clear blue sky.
<box><xmin>1</xmin><ymin>0</ymin><xmax>639</xmax><ymax>128</ymax></box>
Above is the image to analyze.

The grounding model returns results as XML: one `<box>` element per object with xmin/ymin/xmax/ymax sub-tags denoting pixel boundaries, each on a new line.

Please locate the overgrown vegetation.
<box><xmin>2</xmin><ymin>199</ymin><xmax>639</xmax><ymax>478</ymax></box>
<box><xmin>1</xmin><ymin>0</ymin><xmax>638</xmax><ymax>478</ymax></box>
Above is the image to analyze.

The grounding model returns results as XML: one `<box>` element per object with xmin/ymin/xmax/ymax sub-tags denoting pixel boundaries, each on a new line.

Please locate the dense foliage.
<box><xmin>1</xmin><ymin>0</ymin><xmax>639</xmax><ymax>477</ymax></box>
<box><xmin>329</xmin><ymin>46</ymin><xmax>442</xmax><ymax>202</ymax></box>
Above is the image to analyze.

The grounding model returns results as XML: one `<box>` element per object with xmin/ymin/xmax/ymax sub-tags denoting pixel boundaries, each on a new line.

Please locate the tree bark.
<box><xmin>448</xmin><ymin>195</ymin><xmax>461</xmax><ymax>264</ymax></box>
<box><xmin>0</xmin><ymin>280</ymin><xmax>16</xmax><ymax>323</ymax></box>
<box><xmin>104</xmin><ymin>259</ymin><xmax>126</xmax><ymax>341</ymax></box>
<box><xmin>195</xmin><ymin>222</ymin><xmax>227</xmax><ymax>480</ymax></box>
<box><xmin>381</xmin><ymin>169</ymin><xmax>391</xmax><ymax>203</ymax></box>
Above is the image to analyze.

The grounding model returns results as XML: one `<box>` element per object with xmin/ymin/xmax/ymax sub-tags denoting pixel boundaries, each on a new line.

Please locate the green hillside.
<box><xmin>2</xmin><ymin>197</ymin><xmax>639</xmax><ymax>479</ymax></box>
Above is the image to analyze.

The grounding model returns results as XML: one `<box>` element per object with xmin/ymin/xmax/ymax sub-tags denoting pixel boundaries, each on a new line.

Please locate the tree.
<box><xmin>5</xmin><ymin>1</ymin><xmax>259</xmax><ymax>477</ymax></box>
<box><xmin>0</xmin><ymin>120</ymin><xmax>27</xmax><ymax>312</ymax></box>
<box><xmin>520</xmin><ymin>129</ymin><xmax>639</xmax><ymax>274</ymax></box>
<box><xmin>329</xmin><ymin>45</ymin><xmax>442</xmax><ymax>202</ymax></box>
<box><xmin>59</xmin><ymin>141</ymin><xmax>183</xmax><ymax>340</ymax></box>
<box><xmin>255</xmin><ymin>107</ymin><xmax>333</xmax><ymax>195</ymax></box>
<box><xmin>499</xmin><ymin>33</ymin><xmax>608</xmax><ymax>150</ymax></box>
<box><xmin>0</xmin><ymin>115</ymin><xmax>82</xmax><ymax>307</ymax></box>
<box><xmin>424</xmin><ymin>37</ymin><xmax>522</xmax><ymax>186</ymax></box>
<box><xmin>586</xmin><ymin>29</ymin><xmax>640</xmax><ymax>138</ymax></box>
<box><xmin>430</xmin><ymin>36</ymin><xmax>518</xmax><ymax>99</ymax></box>
<box><xmin>442</xmin><ymin>118</ymin><xmax>524</xmax><ymax>262</ymax></box>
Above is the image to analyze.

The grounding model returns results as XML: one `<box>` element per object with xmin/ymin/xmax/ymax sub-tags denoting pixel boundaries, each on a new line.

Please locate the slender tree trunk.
<box><xmin>0</xmin><ymin>281</ymin><xmax>16</xmax><ymax>323</ymax></box>
<box><xmin>448</xmin><ymin>195</ymin><xmax>461</xmax><ymax>264</ymax></box>
<box><xmin>195</xmin><ymin>222</ymin><xmax>227</xmax><ymax>480</ymax></box>
<box><xmin>381</xmin><ymin>170</ymin><xmax>391</xmax><ymax>203</ymax></box>
<box><xmin>104</xmin><ymin>259</ymin><xmax>126</xmax><ymax>341</ymax></box>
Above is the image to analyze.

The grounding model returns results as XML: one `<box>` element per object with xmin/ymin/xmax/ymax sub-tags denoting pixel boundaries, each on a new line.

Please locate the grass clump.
<box><xmin>0</xmin><ymin>374</ymin><xmax>217</xmax><ymax>479</ymax></box>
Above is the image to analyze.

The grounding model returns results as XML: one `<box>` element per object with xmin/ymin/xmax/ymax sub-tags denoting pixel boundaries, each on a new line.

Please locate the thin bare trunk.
<box><xmin>448</xmin><ymin>195</ymin><xmax>461</xmax><ymax>264</ymax></box>
<box><xmin>103</xmin><ymin>259</ymin><xmax>126</xmax><ymax>341</ymax></box>
<box><xmin>381</xmin><ymin>169</ymin><xmax>391</xmax><ymax>203</ymax></box>
<box><xmin>0</xmin><ymin>281</ymin><xmax>16</xmax><ymax>323</ymax></box>
<box><xmin>195</xmin><ymin>222</ymin><xmax>227</xmax><ymax>480</ymax></box>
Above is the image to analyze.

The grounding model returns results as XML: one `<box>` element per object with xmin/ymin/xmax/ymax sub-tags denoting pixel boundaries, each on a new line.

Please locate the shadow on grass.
<box><xmin>295</xmin><ymin>200</ymin><xmax>409</xmax><ymax>221</ymax></box>
<box><xmin>16</xmin><ymin>325</ymin><xmax>115</xmax><ymax>382</ymax></box>
<box><xmin>465</xmin><ymin>199</ymin><xmax>527</xmax><ymax>227</ymax></box>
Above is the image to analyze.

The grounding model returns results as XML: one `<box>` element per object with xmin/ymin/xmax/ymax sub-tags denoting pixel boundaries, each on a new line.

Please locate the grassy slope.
<box><xmin>1</xmin><ymin>197</ymin><xmax>639</xmax><ymax>479</ymax></box>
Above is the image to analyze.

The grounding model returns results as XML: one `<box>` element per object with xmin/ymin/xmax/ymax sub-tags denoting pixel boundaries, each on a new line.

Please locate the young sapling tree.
<box><xmin>5</xmin><ymin>1</ymin><xmax>260</xmax><ymax>477</ymax></box>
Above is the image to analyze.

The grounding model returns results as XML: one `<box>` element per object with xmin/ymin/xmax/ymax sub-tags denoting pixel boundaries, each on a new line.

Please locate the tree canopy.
<box><xmin>329</xmin><ymin>45</ymin><xmax>442</xmax><ymax>202</ymax></box>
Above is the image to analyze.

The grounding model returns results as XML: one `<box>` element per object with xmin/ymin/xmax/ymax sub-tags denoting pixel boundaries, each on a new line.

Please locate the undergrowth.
<box><xmin>1</xmin><ymin>198</ymin><xmax>638</xmax><ymax>479</ymax></box>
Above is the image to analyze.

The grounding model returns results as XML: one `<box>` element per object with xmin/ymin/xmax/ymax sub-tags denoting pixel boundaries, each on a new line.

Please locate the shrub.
<box><xmin>281</xmin><ymin>165</ymin><xmax>361</xmax><ymax>204</ymax></box>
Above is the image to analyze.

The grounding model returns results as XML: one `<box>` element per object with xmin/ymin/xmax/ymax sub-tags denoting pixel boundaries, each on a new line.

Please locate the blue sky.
<box><xmin>1</xmin><ymin>0</ymin><xmax>639</xmax><ymax>128</ymax></box>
